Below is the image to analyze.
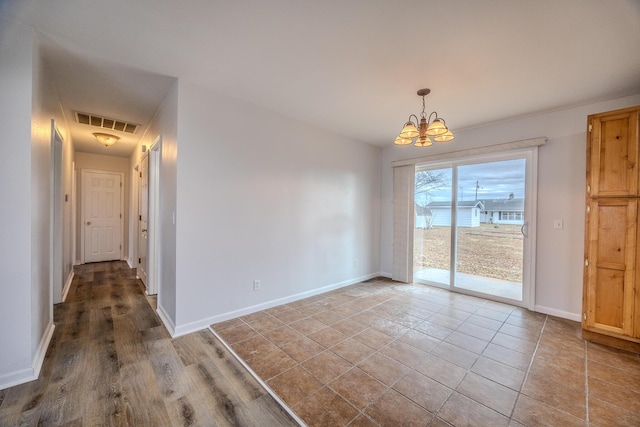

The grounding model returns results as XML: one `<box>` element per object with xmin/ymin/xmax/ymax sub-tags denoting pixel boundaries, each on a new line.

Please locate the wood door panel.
<box><xmin>585</xmin><ymin>199</ymin><xmax>636</xmax><ymax>336</ymax></box>
<box><xmin>589</xmin><ymin>110</ymin><xmax>639</xmax><ymax>197</ymax></box>
<box><xmin>594</xmin><ymin>268</ymin><xmax>624</xmax><ymax>329</ymax></box>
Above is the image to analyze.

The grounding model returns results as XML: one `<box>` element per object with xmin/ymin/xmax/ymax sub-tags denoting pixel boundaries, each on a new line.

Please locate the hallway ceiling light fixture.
<box><xmin>394</xmin><ymin>88</ymin><xmax>454</xmax><ymax>147</ymax></box>
<box><xmin>93</xmin><ymin>132</ymin><xmax>120</xmax><ymax>147</ymax></box>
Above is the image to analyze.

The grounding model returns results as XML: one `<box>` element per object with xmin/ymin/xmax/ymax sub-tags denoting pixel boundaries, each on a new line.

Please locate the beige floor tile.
<box><xmin>380</xmin><ymin>339</ymin><xmax>428</xmax><ymax>368</ymax></box>
<box><xmin>456</xmin><ymin>372</ymin><xmax>518</xmax><ymax>416</ymax></box>
<box><xmin>445</xmin><ymin>330</ymin><xmax>489</xmax><ymax>354</ymax></box>
<box><xmin>471</xmin><ymin>356</ymin><xmax>525</xmax><ymax>391</ymax></box>
<box><xmin>330</xmin><ymin>338</ymin><xmax>376</xmax><ymax>365</ymax></box>
<box><xmin>365</xmin><ymin>389</ymin><xmax>433</xmax><ymax>427</ymax></box>
<box><xmin>415</xmin><ymin>353</ymin><xmax>468</xmax><ymax>389</ymax></box>
<box><xmin>266</xmin><ymin>366</ymin><xmax>323</xmax><ymax>407</ymax></box>
<box><xmin>457</xmin><ymin>321</ymin><xmax>498</xmax><ymax>342</ymax></box>
<box><xmin>302</xmin><ymin>350</ymin><xmax>353</xmax><ymax>384</ymax></box>
<box><xmin>357</xmin><ymin>352</ymin><xmax>407</xmax><ymax>386</ymax></box>
<box><xmin>293</xmin><ymin>387</ymin><xmax>359</xmax><ymax>427</ymax></box>
<box><xmin>393</xmin><ymin>370</ymin><xmax>453</xmax><ymax>413</ymax></box>
<box><xmin>330</xmin><ymin>368</ymin><xmax>387</xmax><ymax>410</ymax></box>
<box><xmin>352</xmin><ymin>328</ymin><xmax>395</xmax><ymax>349</ymax></box>
<box><xmin>261</xmin><ymin>325</ymin><xmax>303</xmax><ymax>347</ymax></box>
<box><xmin>431</xmin><ymin>341</ymin><xmax>479</xmax><ymax>369</ymax></box>
<box><xmin>280</xmin><ymin>336</ymin><xmax>325</xmax><ymax>363</ymax></box>
<box><xmin>512</xmin><ymin>395</ymin><xmax>584</xmax><ymax>427</ymax></box>
<box><xmin>397</xmin><ymin>329</ymin><xmax>441</xmax><ymax>353</ymax></box>
<box><xmin>307</xmin><ymin>326</ymin><xmax>347</xmax><ymax>348</ymax></box>
<box><xmin>521</xmin><ymin>373</ymin><xmax>586</xmax><ymax>420</ymax></box>
<box><xmin>491</xmin><ymin>332</ymin><xmax>537</xmax><ymax>355</ymax></box>
<box><xmin>482</xmin><ymin>342</ymin><xmax>532</xmax><ymax>370</ymax></box>
<box><xmin>438</xmin><ymin>392</ymin><xmax>509</xmax><ymax>427</ymax></box>
<box><xmin>588</xmin><ymin>395</ymin><xmax>640</xmax><ymax>427</ymax></box>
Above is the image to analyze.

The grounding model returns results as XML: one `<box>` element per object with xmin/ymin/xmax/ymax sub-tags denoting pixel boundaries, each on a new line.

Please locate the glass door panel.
<box><xmin>454</xmin><ymin>159</ymin><xmax>526</xmax><ymax>301</ymax></box>
<box><xmin>413</xmin><ymin>167</ymin><xmax>452</xmax><ymax>287</ymax></box>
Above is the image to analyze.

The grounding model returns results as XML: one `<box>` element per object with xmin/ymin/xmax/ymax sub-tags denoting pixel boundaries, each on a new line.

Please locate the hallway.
<box><xmin>0</xmin><ymin>262</ymin><xmax>297</xmax><ymax>426</ymax></box>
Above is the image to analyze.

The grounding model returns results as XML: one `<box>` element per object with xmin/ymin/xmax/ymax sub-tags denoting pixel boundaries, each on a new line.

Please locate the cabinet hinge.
<box><xmin>587</xmin><ymin>185</ymin><xmax>591</xmax><ymax>194</ymax></box>
<box><xmin>588</xmin><ymin>124</ymin><xmax>593</xmax><ymax>132</ymax></box>
<box><xmin>139</xmin><ymin>215</ymin><xmax>142</xmax><ymax>221</ymax></box>
<box><xmin>120</xmin><ymin>213</ymin><xmax>122</xmax><ymax>219</ymax></box>
<box><xmin>140</xmin><ymin>172</ymin><xmax>142</xmax><ymax>178</ymax></box>
<box><xmin>583</xmin><ymin>312</ymin><xmax>587</xmax><ymax>320</ymax></box>
<box><xmin>586</xmin><ymin>205</ymin><xmax>590</xmax><ymax>213</ymax></box>
<box><xmin>120</xmin><ymin>182</ymin><xmax>123</xmax><ymax>187</ymax></box>
<box><xmin>138</xmin><ymin>258</ymin><xmax>141</xmax><ymax>264</ymax></box>
<box><xmin>585</xmin><ymin>259</ymin><xmax>589</xmax><ymax>267</ymax></box>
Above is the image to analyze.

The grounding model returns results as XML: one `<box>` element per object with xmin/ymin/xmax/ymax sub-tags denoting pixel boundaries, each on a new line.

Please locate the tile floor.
<box><xmin>211</xmin><ymin>278</ymin><xmax>640</xmax><ymax>426</ymax></box>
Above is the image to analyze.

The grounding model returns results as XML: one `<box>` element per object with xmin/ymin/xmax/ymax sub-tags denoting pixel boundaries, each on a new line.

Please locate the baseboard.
<box><xmin>534</xmin><ymin>305</ymin><xmax>581</xmax><ymax>322</ymax></box>
<box><xmin>379</xmin><ymin>271</ymin><xmax>392</xmax><ymax>279</ymax></box>
<box><xmin>126</xmin><ymin>258</ymin><xmax>134</xmax><ymax>269</ymax></box>
<box><xmin>32</xmin><ymin>321</ymin><xmax>55</xmax><ymax>379</ymax></box>
<box><xmin>156</xmin><ymin>302</ymin><xmax>176</xmax><ymax>337</ymax></box>
<box><xmin>61</xmin><ymin>271</ymin><xmax>74</xmax><ymax>302</ymax></box>
<box><xmin>172</xmin><ymin>272</ymin><xmax>382</xmax><ymax>338</ymax></box>
<box><xmin>0</xmin><ymin>322</ymin><xmax>55</xmax><ymax>390</ymax></box>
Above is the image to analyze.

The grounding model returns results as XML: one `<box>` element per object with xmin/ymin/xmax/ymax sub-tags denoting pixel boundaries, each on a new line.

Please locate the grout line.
<box><xmin>508</xmin><ymin>313</ymin><xmax>548</xmax><ymax>422</ymax></box>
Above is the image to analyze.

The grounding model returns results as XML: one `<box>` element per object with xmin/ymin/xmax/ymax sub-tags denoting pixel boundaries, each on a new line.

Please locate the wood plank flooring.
<box><xmin>0</xmin><ymin>261</ymin><xmax>298</xmax><ymax>427</ymax></box>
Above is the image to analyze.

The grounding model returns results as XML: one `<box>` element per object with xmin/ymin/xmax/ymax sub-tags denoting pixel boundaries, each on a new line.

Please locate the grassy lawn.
<box><xmin>414</xmin><ymin>223</ymin><xmax>523</xmax><ymax>283</ymax></box>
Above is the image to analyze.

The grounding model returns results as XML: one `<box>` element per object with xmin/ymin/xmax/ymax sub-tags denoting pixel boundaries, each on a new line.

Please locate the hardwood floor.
<box><xmin>0</xmin><ymin>261</ymin><xmax>298</xmax><ymax>427</ymax></box>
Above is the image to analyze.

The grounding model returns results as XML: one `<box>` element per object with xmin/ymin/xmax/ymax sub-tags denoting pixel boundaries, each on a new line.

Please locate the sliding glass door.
<box><xmin>413</xmin><ymin>150</ymin><xmax>536</xmax><ymax>307</ymax></box>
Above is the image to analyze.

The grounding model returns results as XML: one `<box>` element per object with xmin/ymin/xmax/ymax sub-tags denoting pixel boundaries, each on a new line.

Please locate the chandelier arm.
<box><xmin>407</xmin><ymin>114</ymin><xmax>419</xmax><ymax>126</ymax></box>
<box><xmin>428</xmin><ymin>111</ymin><xmax>439</xmax><ymax>123</ymax></box>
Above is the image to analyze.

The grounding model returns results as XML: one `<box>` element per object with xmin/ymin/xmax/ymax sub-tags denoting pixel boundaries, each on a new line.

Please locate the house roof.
<box><xmin>2</xmin><ymin>0</ymin><xmax>640</xmax><ymax>156</ymax></box>
<box><xmin>480</xmin><ymin>198</ymin><xmax>524</xmax><ymax>211</ymax></box>
<box><xmin>426</xmin><ymin>201</ymin><xmax>484</xmax><ymax>209</ymax></box>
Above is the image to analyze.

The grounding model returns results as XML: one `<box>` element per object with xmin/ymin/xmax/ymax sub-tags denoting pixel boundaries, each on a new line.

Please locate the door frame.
<box><xmin>79</xmin><ymin>169</ymin><xmax>125</xmax><ymax>264</ymax></box>
<box><xmin>145</xmin><ymin>136</ymin><xmax>161</xmax><ymax>296</ymax></box>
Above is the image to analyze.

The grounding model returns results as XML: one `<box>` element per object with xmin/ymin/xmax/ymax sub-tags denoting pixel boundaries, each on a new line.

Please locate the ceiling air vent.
<box><xmin>75</xmin><ymin>111</ymin><xmax>139</xmax><ymax>134</ymax></box>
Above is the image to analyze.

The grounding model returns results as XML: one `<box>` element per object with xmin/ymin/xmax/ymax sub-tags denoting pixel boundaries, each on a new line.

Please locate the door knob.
<box><xmin>86</xmin><ymin>221</ymin><xmax>91</xmax><ymax>225</ymax></box>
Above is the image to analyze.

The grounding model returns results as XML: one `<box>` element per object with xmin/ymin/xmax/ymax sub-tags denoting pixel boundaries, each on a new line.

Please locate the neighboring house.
<box><xmin>416</xmin><ymin>201</ymin><xmax>483</xmax><ymax>228</ymax></box>
<box><xmin>480</xmin><ymin>197</ymin><xmax>525</xmax><ymax>225</ymax></box>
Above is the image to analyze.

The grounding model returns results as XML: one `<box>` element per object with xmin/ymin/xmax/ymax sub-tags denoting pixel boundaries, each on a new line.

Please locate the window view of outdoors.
<box><xmin>414</xmin><ymin>159</ymin><xmax>526</xmax><ymax>300</ymax></box>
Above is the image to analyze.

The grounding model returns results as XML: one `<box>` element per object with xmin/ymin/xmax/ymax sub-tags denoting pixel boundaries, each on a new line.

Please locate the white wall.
<box><xmin>0</xmin><ymin>17</ymin><xmax>35</xmax><ymax>388</ymax></box>
<box><xmin>75</xmin><ymin>152</ymin><xmax>130</xmax><ymax>263</ymax></box>
<box><xmin>0</xmin><ymin>17</ymin><xmax>70</xmax><ymax>389</ymax></box>
<box><xmin>380</xmin><ymin>93</ymin><xmax>640</xmax><ymax>320</ymax></box>
<box><xmin>172</xmin><ymin>81</ymin><xmax>381</xmax><ymax>334</ymax></box>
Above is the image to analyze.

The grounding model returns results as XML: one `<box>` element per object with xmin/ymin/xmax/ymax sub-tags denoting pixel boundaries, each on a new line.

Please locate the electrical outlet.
<box><xmin>253</xmin><ymin>280</ymin><xmax>261</xmax><ymax>291</ymax></box>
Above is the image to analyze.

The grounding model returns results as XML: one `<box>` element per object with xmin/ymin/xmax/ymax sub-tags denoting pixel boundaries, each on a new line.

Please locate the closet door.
<box><xmin>588</xmin><ymin>110</ymin><xmax>639</xmax><ymax>197</ymax></box>
<box><xmin>584</xmin><ymin>198</ymin><xmax>636</xmax><ymax>337</ymax></box>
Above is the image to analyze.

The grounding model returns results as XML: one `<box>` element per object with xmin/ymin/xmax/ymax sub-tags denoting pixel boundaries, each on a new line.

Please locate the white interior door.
<box><xmin>137</xmin><ymin>154</ymin><xmax>149</xmax><ymax>287</ymax></box>
<box><xmin>83</xmin><ymin>171</ymin><xmax>122</xmax><ymax>263</ymax></box>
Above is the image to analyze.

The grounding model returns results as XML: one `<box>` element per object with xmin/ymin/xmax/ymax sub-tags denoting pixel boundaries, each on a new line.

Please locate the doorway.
<box><xmin>81</xmin><ymin>170</ymin><xmax>124</xmax><ymax>263</ymax></box>
<box><xmin>413</xmin><ymin>150</ymin><xmax>537</xmax><ymax>308</ymax></box>
<box><xmin>51</xmin><ymin>122</ymin><xmax>63</xmax><ymax>303</ymax></box>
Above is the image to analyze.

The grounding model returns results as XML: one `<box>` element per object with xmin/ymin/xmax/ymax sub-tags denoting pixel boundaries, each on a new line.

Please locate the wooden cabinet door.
<box><xmin>588</xmin><ymin>110</ymin><xmax>639</xmax><ymax>197</ymax></box>
<box><xmin>584</xmin><ymin>199</ymin><xmax>636</xmax><ymax>337</ymax></box>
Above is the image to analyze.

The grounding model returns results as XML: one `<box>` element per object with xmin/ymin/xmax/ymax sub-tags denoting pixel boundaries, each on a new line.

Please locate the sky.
<box><xmin>416</xmin><ymin>158</ymin><xmax>526</xmax><ymax>203</ymax></box>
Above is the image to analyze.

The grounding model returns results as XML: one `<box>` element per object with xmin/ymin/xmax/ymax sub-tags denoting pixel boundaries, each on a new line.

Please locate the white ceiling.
<box><xmin>3</xmin><ymin>0</ymin><xmax>640</xmax><ymax>156</ymax></box>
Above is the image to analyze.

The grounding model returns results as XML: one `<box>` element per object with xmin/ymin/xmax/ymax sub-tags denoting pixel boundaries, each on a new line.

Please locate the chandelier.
<box><xmin>394</xmin><ymin>88</ymin><xmax>454</xmax><ymax>147</ymax></box>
